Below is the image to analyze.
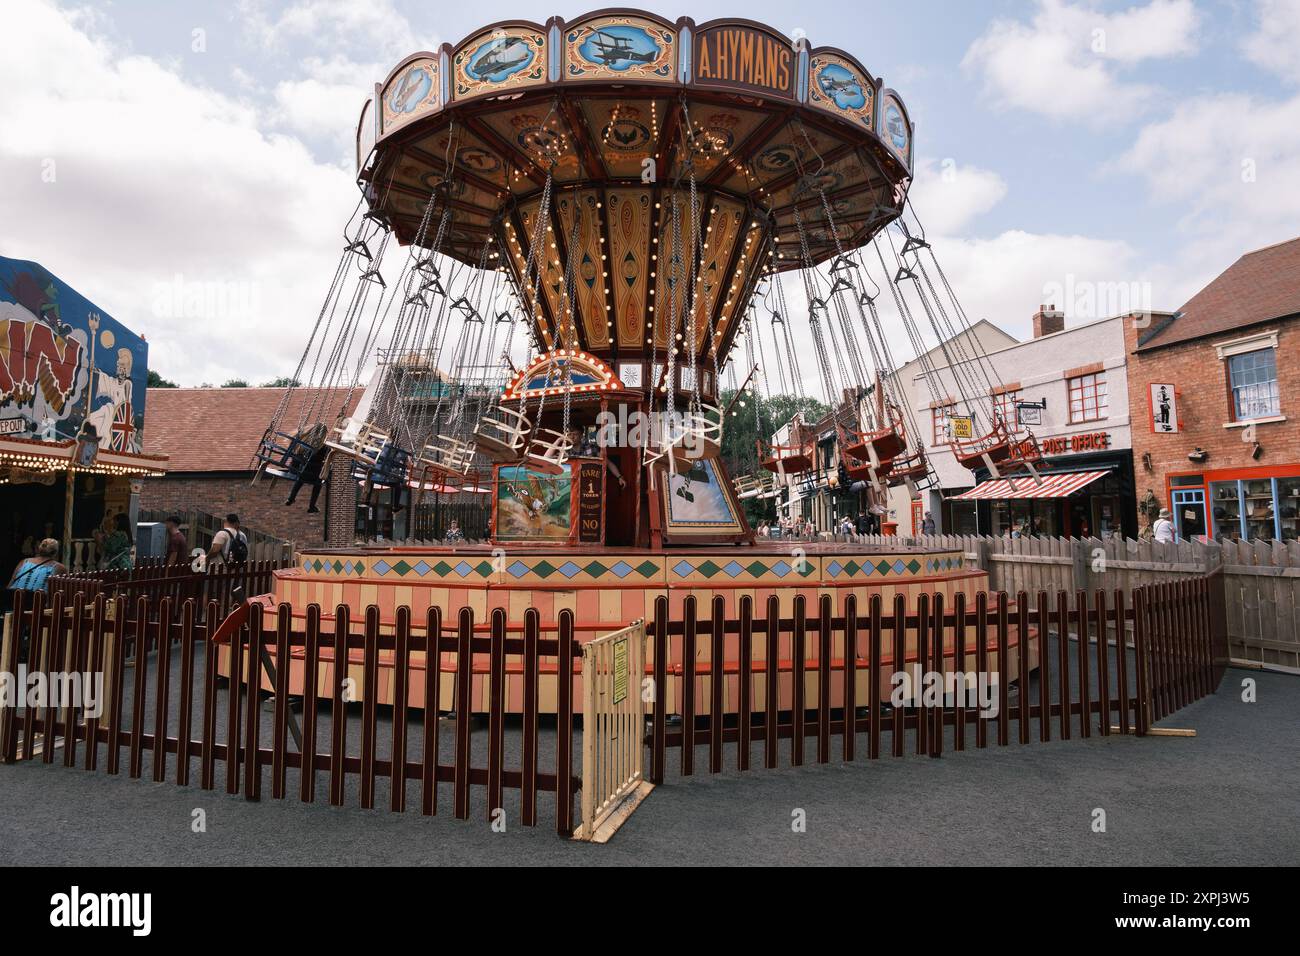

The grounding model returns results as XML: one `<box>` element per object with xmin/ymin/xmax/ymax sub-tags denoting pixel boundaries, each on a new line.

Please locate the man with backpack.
<box><xmin>207</xmin><ymin>514</ymin><xmax>249</xmax><ymax>565</ymax></box>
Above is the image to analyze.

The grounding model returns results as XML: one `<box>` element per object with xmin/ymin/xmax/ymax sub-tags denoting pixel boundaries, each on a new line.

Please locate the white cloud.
<box><xmin>0</xmin><ymin>0</ymin><xmax>360</xmax><ymax>386</ymax></box>
<box><xmin>908</xmin><ymin>158</ymin><xmax>1009</xmax><ymax>235</ymax></box>
<box><xmin>1113</xmin><ymin>89</ymin><xmax>1300</xmax><ymax>303</ymax></box>
<box><xmin>1241</xmin><ymin>0</ymin><xmax>1300</xmax><ymax>84</ymax></box>
<box><xmin>963</xmin><ymin>0</ymin><xmax>1200</xmax><ymax>121</ymax></box>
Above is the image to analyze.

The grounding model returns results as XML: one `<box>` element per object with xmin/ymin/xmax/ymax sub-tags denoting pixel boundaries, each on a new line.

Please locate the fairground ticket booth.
<box><xmin>945</xmin><ymin>432</ymin><xmax>1137</xmax><ymax>538</ymax></box>
<box><xmin>0</xmin><ymin>256</ymin><xmax>168</xmax><ymax>581</ymax></box>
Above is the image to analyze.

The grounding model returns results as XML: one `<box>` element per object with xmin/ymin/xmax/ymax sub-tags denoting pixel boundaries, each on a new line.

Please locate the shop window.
<box><xmin>1068</xmin><ymin>371</ymin><xmax>1108</xmax><ymax>423</ymax></box>
<box><xmin>1280</xmin><ymin>477</ymin><xmax>1300</xmax><ymax>541</ymax></box>
<box><xmin>1210</xmin><ymin>481</ymin><xmax>1242</xmax><ymax>539</ymax></box>
<box><xmin>931</xmin><ymin>402</ymin><xmax>954</xmax><ymax>445</ymax></box>
<box><xmin>992</xmin><ymin>389</ymin><xmax>1021</xmax><ymax>427</ymax></box>
<box><xmin>1227</xmin><ymin>348</ymin><xmax>1280</xmax><ymax>420</ymax></box>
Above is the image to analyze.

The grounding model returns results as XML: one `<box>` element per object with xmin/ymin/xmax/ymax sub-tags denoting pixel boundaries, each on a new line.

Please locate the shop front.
<box><xmin>1167</xmin><ymin>465</ymin><xmax>1300</xmax><ymax>542</ymax></box>
<box><xmin>945</xmin><ymin>445</ymin><xmax>1137</xmax><ymax>538</ymax></box>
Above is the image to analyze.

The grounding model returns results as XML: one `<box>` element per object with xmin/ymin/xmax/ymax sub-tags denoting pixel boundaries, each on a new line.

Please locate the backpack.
<box><xmin>226</xmin><ymin>529</ymin><xmax>249</xmax><ymax>563</ymax></box>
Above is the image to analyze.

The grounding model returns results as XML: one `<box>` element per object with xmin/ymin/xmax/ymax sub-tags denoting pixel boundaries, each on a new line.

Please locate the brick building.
<box><xmin>140</xmin><ymin>388</ymin><xmax>358</xmax><ymax>547</ymax></box>
<box><xmin>1125</xmin><ymin>237</ymin><xmax>1300</xmax><ymax>541</ymax></box>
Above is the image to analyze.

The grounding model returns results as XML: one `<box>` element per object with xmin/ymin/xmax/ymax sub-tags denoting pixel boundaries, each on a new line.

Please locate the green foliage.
<box><xmin>146</xmin><ymin>370</ymin><xmax>178</xmax><ymax>389</ymax></box>
<box><xmin>221</xmin><ymin>378</ymin><xmax>249</xmax><ymax>388</ymax></box>
<box><xmin>719</xmin><ymin>388</ymin><xmax>828</xmax><ymax>525</ymax></box>
<box><xmin>261</xmin><ymin>376</ymin><xmax>302</xmax><ymax>388</ymax></box>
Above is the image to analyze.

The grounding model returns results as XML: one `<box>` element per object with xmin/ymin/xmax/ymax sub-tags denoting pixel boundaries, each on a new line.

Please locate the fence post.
<box><xmin>1070</xmin><ymin>538</ymin><xmax>1091</xmax><ymax>593</ymax></box>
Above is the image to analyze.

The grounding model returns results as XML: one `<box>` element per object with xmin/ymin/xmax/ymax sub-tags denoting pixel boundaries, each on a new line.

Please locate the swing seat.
<box><xmin>843</xmin><ymin>424</ymin><xmax>906</xmax><ymax>466</ymax></box>
<box><xmin>523</xmin><ymin>428</ymin><xmax>573</xmax><ymax>476</ymax></box>
<box><xmin>685</xmin><ymin>403</ymin><xmax>723</xmax><ymax>459</ymax></box>
<box><xmin>253</xmin><ymin>429</ymin><xmax>320</xmax><ymax>482</ymax></box>
<box><xmin>353</xmin><ymin>440</ymin><xmax>411</xmax><ymax>488</ymax></box>
<box><xmin>733</xmin><ymin>473</ymin><xmax>777</xmax><ymax>500</ymax></box>
<box><xmin>951</xmin><ymin>422</ymin><xmax>1042</xmax><ymax>475</ymax></box>
<box><xmin>418</xmin><ymin>435</ymin><xmax>475</xmax><ymax>479</ymax></box>
<box><xmin>843</xmin><ymin>454</ymin><xmax>893</xmax><ymax>483</ymax></box>
<box><xmin>757</xmin><ymin>439</ymin><xmax>814</xmax><ymax>476</ymax></box>
<box><xmin>473</xmin><ymin>405</ymin><xmax>531</xmax><ymax>461</ymax></box>
<box><xmin>884</xmin><ymin>450</ymin><xmax>928</xmax><ymax>488</ymax></box>
<box><xmin>325</xmin><ymin>418</ymin><xmax>388</xmax><ymax>463</ymax></box>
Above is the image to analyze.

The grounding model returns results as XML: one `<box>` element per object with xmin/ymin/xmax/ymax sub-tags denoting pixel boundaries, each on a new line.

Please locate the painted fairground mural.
<box><xmin>0</xmin><ymin>255</ymin><xmax>148</xmax><ymax>452</ymax></box>
<box><xmin>495</xmin><ymin>463</ymin><xmax>573</xmax><ymax>540</ymax></box>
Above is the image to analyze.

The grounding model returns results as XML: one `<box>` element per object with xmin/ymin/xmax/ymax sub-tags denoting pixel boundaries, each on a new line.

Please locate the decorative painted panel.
<box><xmin>806</xmin><ymin>51</ymin><xmax>875</xmax><ymax>132</ymax></box>
<box><xmin>380</xmin><ymin>55</ymin><xmax>442</xmax><ymax>136</ymax></box>
<box><xmin>563</xmin><ymin>14</ymin><xmax>678</xmax><ymax>84</ymax></box>
<box><xmin>452</xmin><ymin>27</ymin><xmax>548</xmax><ymax>101</ymax></box>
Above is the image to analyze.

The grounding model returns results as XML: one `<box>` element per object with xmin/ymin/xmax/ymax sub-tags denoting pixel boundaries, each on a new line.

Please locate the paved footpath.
<box><xmin>1</xmin><ymin>668</ymin><xmax>1296</xmax><ymax>866</ymax></box>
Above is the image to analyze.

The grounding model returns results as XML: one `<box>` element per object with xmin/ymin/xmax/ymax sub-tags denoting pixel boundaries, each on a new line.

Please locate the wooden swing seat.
<box><xmin>523</xmin><ymin>428</ymin><xmax>573</xmax><ymax>476</ymax></box>
<box><xmin>844</xmin><ymin>424</ymin><xmax>906</xmax><ymax>465</ymax></box>
<box><xmin>473</xmin><ymin>405</ymin><xmax>531</xmax><ymax>461</ymax></box>
<box><xmin>418</xmin><ymin>435</ymin><xmax>475</xmax><ymax>479</ymax></box>
<box><xmin>757</xmin><ymin>439</ymin><xmax>814</xmax><ymax>476</ymax></box>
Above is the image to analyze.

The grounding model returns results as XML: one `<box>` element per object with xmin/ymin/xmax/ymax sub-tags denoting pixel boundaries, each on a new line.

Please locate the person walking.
<box><xmin>207</xmin><ymin>514</ymin><xmax>250</xmax><ymax>607</ymax></box>
<box><xmin>164</xmin><ymin>515</ymin><xmax>188</xmax><ymax>566</ymax></box>
<box><xmin>1153</xmin><ymin>508</ymin><xmax>1175</xmax><ymax>543</ymax></box>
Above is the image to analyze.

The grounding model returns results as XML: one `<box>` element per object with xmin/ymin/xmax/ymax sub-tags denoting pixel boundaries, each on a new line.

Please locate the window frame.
<box><xmin>1068</xmin><ymin>371</ymin><xmax>1109</xmax><ymax>424</ymax></box>
<box><xmin>1225</xmin><ymin>346</ymin><xmax>1281</xmax><ymax>422</ymax></box>
<box><xmin>931</xmin><ymin>402</ymin><xmax>955</xmax><ymax>446</ymax></box>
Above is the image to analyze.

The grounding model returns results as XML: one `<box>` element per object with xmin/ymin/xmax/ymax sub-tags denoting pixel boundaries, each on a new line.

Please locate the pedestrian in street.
<box><xmin>164</xmin><ymin>515</ymin><xmax>188</xmax><ymax>566</ymax></box>
<box><xmin>207</xmin><ymin>514</ymin><xmax>251</xmax><ymax>609</ymax></box>
<box><xmin>1153</xmin><ymin>507</ymin><xmax>1175</xmax><ymax>543</ymax></box>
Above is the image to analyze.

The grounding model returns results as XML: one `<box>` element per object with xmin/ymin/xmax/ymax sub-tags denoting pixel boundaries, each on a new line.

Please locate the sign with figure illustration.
<box><xmin>1149</xmin><ymin>383</ymin><xmax>1178</xmax><ymax>433</ymax></box>
<box><xmin>494</xmin><ymin>462</ymin><xmax>573</xmax><ymax>540</ymax></box>
<box><xmin>0</xmin><ymin>255</ymin><xmax>148</xmax><ymax>452</ymax></box>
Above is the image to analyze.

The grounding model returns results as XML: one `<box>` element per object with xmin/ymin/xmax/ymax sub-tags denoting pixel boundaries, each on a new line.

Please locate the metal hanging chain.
<box><xmin>769</xmin><ymin>269</ymin><xmax>804</xmax><ymax>393</ymax></box>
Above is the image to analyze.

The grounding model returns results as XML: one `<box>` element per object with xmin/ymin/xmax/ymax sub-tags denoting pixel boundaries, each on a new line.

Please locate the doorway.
<box><xmin>1172</xmin><ymin>488</ymin><xmax>1206</xmax><ymax>540</ymax></box>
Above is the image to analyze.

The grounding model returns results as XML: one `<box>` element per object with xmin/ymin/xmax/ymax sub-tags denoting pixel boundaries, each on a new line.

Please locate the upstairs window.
<box><xmin>1227</xmin><ymin>348</ymin><xmax>1280</xmax><ymax>420</ymax></box>
<box><xmin>992</xmin><ymin>389</ymin><xmax>1022</xmax><ymax>427</ymax></box>
<box><xmin>1068</xmin><ymin>371</ymin><xmax>1108</xmax><ymax>423</ymax></box>
<box><xmin>931</xmin><ymin>402</ymin><xmax>955</xmax><ymax>445</ymax></box>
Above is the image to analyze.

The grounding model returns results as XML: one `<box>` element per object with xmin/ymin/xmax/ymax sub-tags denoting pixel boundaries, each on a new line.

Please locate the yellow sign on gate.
<box><xmin>612</xmin><ymin>637</ymin><xmax>629</xmax><ymax>705</ymax></box>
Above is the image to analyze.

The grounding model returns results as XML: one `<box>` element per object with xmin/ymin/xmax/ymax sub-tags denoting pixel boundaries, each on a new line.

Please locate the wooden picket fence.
<box><xmin>642</xmin><ymin>573</ymin><xmax>1227</xmax><ymax>780</ymax></box>
<box><xmin>1</xmin><ymin>572</ymin><xmax>1226</xmax><ymax>838</ymax></box>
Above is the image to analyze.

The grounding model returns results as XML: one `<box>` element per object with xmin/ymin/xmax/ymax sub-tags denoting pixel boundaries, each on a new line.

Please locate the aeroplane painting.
<box><xmin>578</xmin><ymin>26</ymin><xmax>660</xmax><ymax>70</ymax></box>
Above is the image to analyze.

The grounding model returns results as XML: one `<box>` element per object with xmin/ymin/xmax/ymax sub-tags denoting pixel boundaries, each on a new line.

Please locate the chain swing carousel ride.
<box><xmin>244</xmin><ymin>11</ymin><xmax>1041</xmax><ymax>709</ymax></box>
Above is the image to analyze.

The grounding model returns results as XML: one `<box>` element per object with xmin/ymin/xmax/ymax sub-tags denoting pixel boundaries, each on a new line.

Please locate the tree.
<box><xmin>261</xmin><ymin>376</ymin><xmax>302</xmax><ymax>388</ymax></box>
<box><xmin>221</xmin><ymin>378</ymin><xmax>249</xmax><ymax>388</ymax></box>
<box><xmin>147</xmin><ymin>370</ymin><xmax>178</xmax><ymax>389</ymax></box>
<box><xmin>719</xmin><ymin>388</ymin><xmax>828</xmax><ymax>525</ymax></box>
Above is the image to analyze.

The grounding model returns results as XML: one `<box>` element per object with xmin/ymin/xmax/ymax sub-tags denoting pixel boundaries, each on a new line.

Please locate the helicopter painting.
<box><xmin>467</xmin><ymin>35</ymin><xmax>534</xmax><ymax>82</ymax></box>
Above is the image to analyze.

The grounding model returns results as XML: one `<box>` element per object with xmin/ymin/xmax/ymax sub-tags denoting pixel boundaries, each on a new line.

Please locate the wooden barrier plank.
<box><xmin>390</xmin><ymin>607</ymin><xmax>411</xmax><ymax>814</ymax></box>
<box><xmin>681</xmin><ymin>596</ymin><xmax>697</xmax><ymax>776</ymax></box>
<box><xmin>63</xmin><ymin>594</ymin><xmax>87</xmax><ymax>768</ymax></box>
<box><xmin>487</xmin><ymin>608</ymin><xmax>507</xmax><ymax>820</ymax></box>
<box><xmin>817</xmin><ymin>594</ymin><xmax>833</xmax><ymax>764</ymax></box>
<box><xmin>420</xmin><ymin>606</ymin><xmax>442</xmax><ymax>816</ymax></box>
<box><xmin>359</xmin><ymin>606</ymin><xmax>380</xmax><ymax>810</ymax></box>
<box><xmin>270</xmin><ymin>605</ymin><xmax>290</xmax><ymax>800</ymax></box>
<box><xmin>521</xmin><ymin>608</ymin><xmax>540</xmax><ymax>826</ymax></box>
<box><xmin>21</xmin><ymin>590</ymin><xmax>46</xmax><ymax>761</ymax></box>
<box><xmin>1113</xmin><ymin>590</ymin><xmax>1130</xmax><ymax>735</ymax></box>
<box><xmin>650</xmin><ymin>596</ymin><xmax>668</xmax><ymax>784</ymax></box>
<box><xmin>129</xmin><ymin>598</ymin><xmax>150</xmax><ymax>778</ymax></box>
<box><xmin>1095</xmin><ymin>590</ymin><xmax>1110</xmax><ymax>736</ymax></box>
<box><xmin>711</xmin><ymin>596</ymin><xmax>726</xmax><ymax>773</ymax></box>
<box><xmin>915</xmin><ymin>592</ymin><xmax>930</xmax><ymax>757</ymax></box>
<box><xmin>842</xmin><ymin>594</ymin><xmax>857</xmax><ymax>763</ymax></box>
<box><xmin>300</xmin><ymin>605</ymin><xmax>321</xmax><ymax>803</ymax></box>
<box><xmin>975</xmin><ymin>592</ymin><xmax>988</xmax><ymax>750</ymax></box>
<box><xmin>1035</xmin><ymin>591</ymin><xmax>1050</xmax><ymax>743</ymax></box>
<box><xmin>893</xmin><ymin>594</ymin><xmax>907</xmax><ymax>758</ymax></box>
<box><xmin>791</xmin><ymin>595</ymin><xmax>806</xmax><ymax>767</ymax></box>
<box><xmin>952</xmin><ymin>592</ymin><xmax>966</xmax><ymax>753</ymax></box>
<box><xmin>1133</xmin><ymin>588</ymin><xmax>1150</xmax><ymax>735</ymax></box>
<box><xmin>995</xmin><ymin>592</ymin><xmax>1009</xmax><ymax>747</ymax></box>
<box><xmin>1</xmin><ymin>591</ymin><xmax>27</xmax><ymax>763</ymax></box>
<box><xmin>555</xmin><ymin>610</ymin><xmax>576</xmax><ymax>836</ymax></box>
<box><xmin>765</xmin><ymin>595</ymin><xmax>780</xmax><ymax>769</ymax></box>
<box><xmin>199</xmin><ymin>602</ymin><xmax>219</xmax><ymax>790</ymax></box>
<box><xmin>152</xmin><ymin>598</ymin><xmax>174</xmax><ymax>780</ymax></box>
<box><xmin>1056</xmin><ymin>590</ymin><xmax>1071</xmax><ymax>740</ymax></box>
<box><xmin>43</xmin><ymin>590</ymin><xmax>67</xmax><ymax>765</ymax></box>
<box><xmin>930</xmin><ymin>592</ymin><xmax>944</xmax><ymax>758</ymax></box>
<box><xmin>328</xmin><ymin>605</ymin><xmax>349</xmax><ymax>807</ymax></box>
<box><xmin>175</xmin><ymin>600</ymin><xmax>196</xmax><ymax>786</ymax></box>
<box><xmin>243</xmin><ymin>605</ymin><xmax>264</xmax><ymax>801</ymax></box>
<box><xmin>738</xmin><ymin>596</ymin><xmax>753</xmax><ymax>772</ymax></box>
<box><xmin>85</xmin><ymin>594</ymin><xmax>108</xmax><ymax>772</ymax></box>
<box><xmin>454</xmin><ymin>607</ymin><xmax>473</xmax><ymax>820</ymax></box>
<box><xmin>1075</xmin><ymin>590</ymin><xmax>1091</xmax><ymax>740</ymax></box>
<box><xmin>1015</xmin><ymin>591</ymin><xmax>1029</xmax><ymax>745</ymax></box>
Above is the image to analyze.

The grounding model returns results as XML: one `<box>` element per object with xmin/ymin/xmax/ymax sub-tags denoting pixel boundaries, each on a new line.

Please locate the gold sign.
<box><xmin>693</xmin><ymin>24</ymin><xmax>796</xmax><ymax>99</ymax></box>
<box><xmin>949</xmin><ymin>416</ymin><xmax>973</xmax><ymax>440</ymax></box>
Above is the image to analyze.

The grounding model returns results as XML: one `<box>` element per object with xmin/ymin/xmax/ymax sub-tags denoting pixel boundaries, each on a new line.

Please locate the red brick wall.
<box><xmin>139</xmin><ymin>466</ymin><xmax>358</xmax><ymax>548</ymax></box>
<box><xmin>1125</xmin><ymin>314</ymin><xmax>1300</xmax><ymax>528</ymax></box>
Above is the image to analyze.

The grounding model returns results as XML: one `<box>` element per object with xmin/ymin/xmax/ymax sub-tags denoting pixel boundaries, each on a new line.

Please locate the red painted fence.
<box><xmin>0</xmin><ymin>571</ymin><xmax>1226</xmax><ymax>837</ymax></box>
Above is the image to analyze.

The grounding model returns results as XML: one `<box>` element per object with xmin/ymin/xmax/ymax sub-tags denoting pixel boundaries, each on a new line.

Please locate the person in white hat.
<box><xmin>1153</xmin><ymin>507</ymin><xmax>1175</xmax><ymax>543</ymax></box>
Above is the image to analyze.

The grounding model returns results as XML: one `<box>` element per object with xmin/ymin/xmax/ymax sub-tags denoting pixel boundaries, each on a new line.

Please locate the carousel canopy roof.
<box><xmin>354</xmin><ymin>10</ymin><xmax>914</xmax><ymax>363</ymax></box>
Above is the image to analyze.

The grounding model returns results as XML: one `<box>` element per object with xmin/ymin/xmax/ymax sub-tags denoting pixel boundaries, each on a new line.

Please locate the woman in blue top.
<box><xmin>7</xmin><ymin>538</ymin><xmax>66</xmax><ymax>594</ymax></box>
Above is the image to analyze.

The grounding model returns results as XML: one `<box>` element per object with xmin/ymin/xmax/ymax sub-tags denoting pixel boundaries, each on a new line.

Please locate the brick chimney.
<box><xmin>1032</xmin><ymin>303</ymin><xmax>1065</xmax><ymax>338</ymax></box>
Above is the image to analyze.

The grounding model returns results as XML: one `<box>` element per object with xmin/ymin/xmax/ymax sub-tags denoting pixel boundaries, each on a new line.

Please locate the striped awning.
<box><xmin>952</xmin><ymin>469</ymin><xmax>1110</xmax><ymax>501</ymax></box>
